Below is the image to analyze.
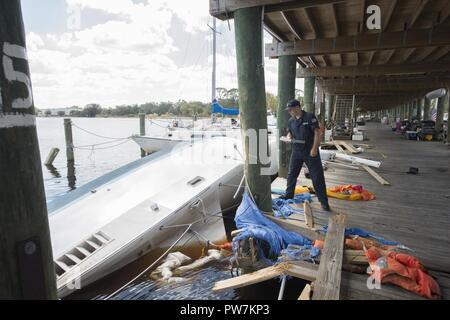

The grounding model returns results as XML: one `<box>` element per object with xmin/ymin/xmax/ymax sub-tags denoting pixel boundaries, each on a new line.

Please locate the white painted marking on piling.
<box><xmin>2</xmin><ymin>42</ymin><xmax>33</xmax><ymax>109</ymax></box>
<box><xmin>3</xmin><ymin>42</ymin><xmax>28</xmax><ymax>59</ymax></box>
<box><xmin>0</xmin><ymin>113</ymin><xmax>36</xmax><ymax>128</ymax></box>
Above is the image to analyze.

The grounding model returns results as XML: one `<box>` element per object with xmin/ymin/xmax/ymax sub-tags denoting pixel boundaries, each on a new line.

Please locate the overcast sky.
<box><xmin>21</xmin><ymin>0</ymin><xmax>303</xmax><ymax>109</ymax></box>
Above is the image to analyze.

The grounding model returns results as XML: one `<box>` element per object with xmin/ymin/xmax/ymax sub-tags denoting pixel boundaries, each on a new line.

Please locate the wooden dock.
<box><xmin>298</xmin><ymin>123</ymin><xmax>450</xmax><ymax>299</ymax></box>
<box><xmin>222</xmin><ymin>122</ymin><xmax>450</xmax><ymax>300</ymax></box>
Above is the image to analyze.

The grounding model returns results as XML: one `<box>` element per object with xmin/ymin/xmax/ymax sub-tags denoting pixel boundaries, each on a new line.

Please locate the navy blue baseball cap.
<box><xmin>285</xmin><ymin>99</ymin><xmax>301</xmax><ymax>111</ymax></box>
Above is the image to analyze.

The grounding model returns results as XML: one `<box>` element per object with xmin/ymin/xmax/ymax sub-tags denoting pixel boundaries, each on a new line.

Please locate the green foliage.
<box><xmin>266</xmin><ymin>92</ymin><xmax>278</xmax><ymax>113</ymax></box>
<box><xmin>97</xmin><ymin>101</ymin><xmax>211</xmax><ymax>117</ymax></box>
<box><xmin>216</xmin><ymin>87</ymin><xmax>239</xmax><ymax>108</ymax></box>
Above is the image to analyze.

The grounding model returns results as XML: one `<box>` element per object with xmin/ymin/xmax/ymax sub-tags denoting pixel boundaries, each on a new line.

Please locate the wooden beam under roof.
<box><xmin>303</xmin><ymin>7</ymin><xmax>319</xmax><ymax>38</ymax></box>
<box><xmin>210</xmin><ymin>0</ymin><xmax>345</xmax><ymax>20</ymax></box>
<box><xmin>329</xmin><ymin>3</ymin><xmax>342</xmax><ymax>68</ymax></box>
<box><xmin>359</xmin><ymin>0</ymin><xmax>365</xmax><ymax>33</ymax></box>
<box><xmin>439</xmin><ymin>1</ymin><xmax>450</xmax><ymax>24</ymax></box>
<box><xmin>264</xmin><ymin>17</ymin><xmax>310</xmax><ymax>68</ymax></box>
<box><xmin>321</xmin><ymin>76</ymin><xmax>450</xmax><ymax>94</ymax></box>
<box><xmin>296</xmin><ymin>62</ymin><xmax>450</xmax><ymax>78</ymax></box>
<box><xmin>281</xmin><ymin>11</ymin><xmax>303</xmax><ymax>40</ymax></box>
<box><xmin>408</xmin><ymin>0</ymin><xmax>430</xmax><ymax>29</ymax></box>
<box><xmin>428</xmin><ymin>46</ymin><xmax>450</xmax><ymax>61</ymax></box>
<box><xmin>266</xmin><ymin>26</ymin><xmax>450</xmax><ymax>57</ymax></box>
<box><xmin>330</xmin><ymin>3</ymin><xmax>339</xmax><ymax>36</ymax></box>
<box><xmin>384</xmin><ymin>49</ymin><xmax>396</xmax><ymax>64</ymax></box>
<box><xmin>321</xmin><ymin>75</ymin><xmax>450</xmax><ymax>87</ymax></box>
<box><xmin>383</xmin><ymin>0</ymin><xmax>397</xmax><ymax>31</ymax></box>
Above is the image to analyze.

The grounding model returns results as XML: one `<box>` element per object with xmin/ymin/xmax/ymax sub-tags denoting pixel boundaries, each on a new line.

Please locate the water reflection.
<box><xmin>45</xmin><ymin>164</ymin><xmax>61</xmax><ymax>178</ymax></box>
<box><xmin>67</xmin><ymin>160</ymin><xmax>76</xmax><ymax>190</ymax></box>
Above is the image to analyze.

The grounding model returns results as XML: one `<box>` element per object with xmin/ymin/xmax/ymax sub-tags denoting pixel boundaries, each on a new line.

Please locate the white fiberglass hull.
<box><xmin>49</xmin><ymin>137</ymin><xmax>245</xmax><ymax>298</ymax></box>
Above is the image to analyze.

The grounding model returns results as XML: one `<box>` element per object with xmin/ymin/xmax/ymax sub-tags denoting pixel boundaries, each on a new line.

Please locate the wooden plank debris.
<box><xmin>339</xmin><ymin>141</ymin><xmax>360</xmax><ymax>154</ymax></box>
<box><xmin>343</xmin><ymin>250</ymin><xmax>368</xmax><ymax>265</ymax></box>
<box><xmin>298</xmin><ymin>283</ymin><xmax>313</xmax><ymax>300</ymax></box>
<box><xmin>303</xmin><ymin>200</ymin><xmax>314</xmax><ymax>228</ymax></box>
<box><xmin>264</xmin><ymin>214</ymin><xmax>324</xmax><ymax>241</ymax></box>
<box><xmin>332</xmin><ymin>140</ymin><xmax>345</xmax><ymax>153</ymax></box>
<box><xmin>212</xmin><ymin>261</ymin><xmax>318</xmax><ymax>293</ymax></box>
<box><xmin>362</xmin><ymin>165</ymin><xmax>390</xmax><ymax>185</ymax></box>
<box><xmin>312</xmin><ymin>213</ymin><xmax>346</xmax><ymax>300</ymax></box>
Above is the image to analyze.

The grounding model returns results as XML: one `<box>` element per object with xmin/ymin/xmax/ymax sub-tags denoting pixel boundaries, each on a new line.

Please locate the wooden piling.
<box><xmin>447</xmin><ymin>88</ymin><xmax>450</xmax><ymax>147</ymax></box>
<box><xmin>44</xmin><ymin>147</ymin><xmax>60</xmax><ymax>166</ymax></box>
<box><xmin>139</xmin><ymin>113</ymin><xmax>146</xmax><ymax>157</ymax></box>
<box><xmin>64</xmin><ymin>118</ymin><xmax>74</xmax><ymax>162</ymax></box>
<box><xmin>234</xmin><ymin>6</ymin><xmax>272</xmax><ymax>212</ymax></box>
<box><xmin>423</xmin><ymin>97</ymin><xmax>431</xmax><ymax>121</ymax></box>
<box><xmin>304</xmin><ymin>77</ymin><xmax>315</xmax><ymax>113</ymax></box>
<box><xmin>416</xmin><ymin>99</ymin><xmax>422</xmax><ymax>121</ymax></box>
<box><xmin>435</xmin><ymin>92</ymin><xmax>447</xmax><ymax>140</ymax></box>
<box><xmin>0</xmin><ymin>0</ymin><xmax>57</xmax><ymax>299</ymax></box>
<box><xmin>277</xmin><ymin>55</ymin><xmax>296</xmax><ymax>178</ymax></box>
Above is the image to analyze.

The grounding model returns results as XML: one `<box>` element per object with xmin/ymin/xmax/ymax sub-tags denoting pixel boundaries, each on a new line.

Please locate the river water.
<box><xmin>37</xmin><ymin>117</ymin><xmax>164</xmax><ymax>202</ymax></box>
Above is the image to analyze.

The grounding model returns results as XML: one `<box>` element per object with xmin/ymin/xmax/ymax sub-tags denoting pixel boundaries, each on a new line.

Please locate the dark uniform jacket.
<box><xmin>287</xmin><ymin>111</ymin><xmax>320</xmax><ymax>153</ymax></box>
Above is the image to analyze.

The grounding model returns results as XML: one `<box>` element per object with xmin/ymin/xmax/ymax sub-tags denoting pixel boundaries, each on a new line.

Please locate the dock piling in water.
<box><xmin>44</xmin><ymin>147</ymin><xmax>60</xmax><ymax>166</ymax></box>
<box><xmin>64</xmin><ymin>118</ymin><xmax>74</xmax><ymax>162</ymax></box>
<box><xmin>139</xmin><ymin>113</ymin><xmax>146</xmax><ymax>157</ymax></box>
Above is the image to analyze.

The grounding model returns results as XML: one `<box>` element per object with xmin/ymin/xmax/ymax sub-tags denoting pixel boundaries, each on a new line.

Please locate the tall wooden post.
<box><xmin>0</xmin><ymin>0</ymin><xmax>57</xmax><ymax>299</ymax></box>
<box><xmin>423</xmin><ymin>97</ymin><xmax>431</xmax><ymax>120</ymax></box>
<box><xmin>416</xmin><ymin>98</ymin><xmax>423</xmax><ymax>121</ymax></box>
<box><xmin>139</xmin><ymin>113</ymin><xmax>146</xmax><ymax>157</ymax></box>
<box><xmin>447</xmin><ymin>89</ymin><xmax>450</xmax><ymax>147</ymax></box>
<box><xmin>318</xmin><ymin>89</ymin><xmax>325</xmax><ymax>123</ymax></box>
<box><xmin>304</xmin><ymin>77</ymin><xmax>315</xmax><ymax>113</ymax></box>
<box><xmin>409</xmin><ymin>101</ymin><xmax>414</xmax><ymax>120</ymax></box>
<box><xmin>235</xmin><ymin>7</ymin><xmax>272</xmax><ymax>212</ymax></box>
<box><xmin>277</xmin><ymin>55</ymin><xmax>296</xmax><ymax>178</ymax></box>
<box><xmin>325</xmin><ymin>94</ymin><xmax>333</xmax><ymax>123</ymax></box>
<box><xmin>435</xmin><ymin>92</ymin><xmax>447</xmax><ymax>140</ymax></box>
<box><xmin>64</xmin><ymin>118</ymin><xmax>74</xmax><ymax>162</ymax></box>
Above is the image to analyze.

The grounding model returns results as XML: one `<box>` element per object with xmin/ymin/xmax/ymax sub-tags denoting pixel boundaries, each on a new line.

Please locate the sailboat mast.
<box><xmin>212</xmin><ymin>17</ymin><xmax>216</xmax><ymax>101</ymax></box>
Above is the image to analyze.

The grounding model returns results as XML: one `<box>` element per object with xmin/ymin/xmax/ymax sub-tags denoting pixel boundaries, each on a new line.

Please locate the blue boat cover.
<box><xmin>211</xmin><ymin>99</ymin><xmax>239</xmax><ymax>116</ymax></box>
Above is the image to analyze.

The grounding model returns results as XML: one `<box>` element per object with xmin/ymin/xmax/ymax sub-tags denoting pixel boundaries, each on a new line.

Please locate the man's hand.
<box><xmin>310</xmin><ymin>148</ymin><xmax>318</xmax><ymax>157</ymax></box>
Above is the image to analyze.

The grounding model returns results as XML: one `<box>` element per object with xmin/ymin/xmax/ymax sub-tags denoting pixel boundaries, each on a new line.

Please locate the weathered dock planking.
<box><xmin>267</xmin><ymin>123</ymin><xmax>450</xmax><ymax>299</ymax></box>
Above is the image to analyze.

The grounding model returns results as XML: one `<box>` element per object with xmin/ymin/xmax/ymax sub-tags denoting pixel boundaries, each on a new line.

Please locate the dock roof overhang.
<box><xmin>210</xmin><ymin>0</ymin><xmax>450</xmax><ymax>111</ymax></box>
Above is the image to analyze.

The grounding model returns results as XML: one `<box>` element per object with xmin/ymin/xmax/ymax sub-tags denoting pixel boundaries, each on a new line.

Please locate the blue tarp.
<box><xmin>272</xmin><ymin>193</ymin><xmax>313</xmax><ymax>218</ymax></box>
<box><xmin>233</xmin><ymin>192</ymin><xmax>313</xmax><ymax>262</ymax></box>
<box><xmin>320</xmin><ymin>226</ymin><xmax>400</xmax><ymax>246</ymax></box>
<box><xmin>279</xmin><ymin>244</ymin><xmax>320</xmax><ymax>263</ymax></box>
<box><xmin>211</xmin><ymin>99</ymin><xmax>239</xmax><ymax>116</ymax></box>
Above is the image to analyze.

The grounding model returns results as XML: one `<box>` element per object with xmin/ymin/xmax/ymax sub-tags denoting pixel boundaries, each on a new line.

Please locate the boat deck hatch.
<box><xmin>54</xmin><ymin>231</ymin><xmax>112</xmax><ymax>278</ymax></box>
<box><xmin>187</xmin><ymin>176</ymin><xmax>205</xmax><ymax>187</ymax></box>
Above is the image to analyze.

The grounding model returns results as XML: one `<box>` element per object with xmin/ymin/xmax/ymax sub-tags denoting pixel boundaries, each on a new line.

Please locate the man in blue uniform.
<box><xmin>281</xmin><ymin>99</ymin><xmax>330</xmax><ymax>211</ymax></box>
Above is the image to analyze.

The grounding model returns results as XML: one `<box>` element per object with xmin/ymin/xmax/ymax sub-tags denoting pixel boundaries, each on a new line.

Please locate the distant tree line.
<box><xmin>42</xmin><ymin>88</ymin><xmax>292</xmax><ymax>118</ymax></box>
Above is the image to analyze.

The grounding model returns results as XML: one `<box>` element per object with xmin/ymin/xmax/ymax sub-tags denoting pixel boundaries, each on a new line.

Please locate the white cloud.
<box><xmin>25</xmin><ymin>0</ymin><xmax>286</xmax><ymax>109</ymax></box>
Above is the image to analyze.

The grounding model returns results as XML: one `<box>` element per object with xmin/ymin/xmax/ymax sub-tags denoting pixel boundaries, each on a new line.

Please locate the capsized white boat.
<box><xmin>131</xmin><ymin>128</ymin><xmax>240</xmax><ymax>154</ymax></box>
<box><xmin>48</xmin><ymin>136</ymin><xmax>278</xmax><ymax>298</ymax></box>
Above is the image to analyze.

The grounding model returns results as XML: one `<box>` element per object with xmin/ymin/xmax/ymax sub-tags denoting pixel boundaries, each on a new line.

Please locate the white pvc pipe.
<box><xmin>278</xmin><ymin>275</ymin><xmax>287</xmax><ymax>300</ymax></box>
<box><xmin>334</xmin><ymin>152</ymin><xmax>381</xmax><ymax>168</ymax></box>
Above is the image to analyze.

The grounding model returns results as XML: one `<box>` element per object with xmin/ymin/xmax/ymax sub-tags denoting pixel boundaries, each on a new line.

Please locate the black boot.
<box><xmin>279</xmin><ymin>194</ymin><xmax>294</xmax><ymax>200</ymax></box>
